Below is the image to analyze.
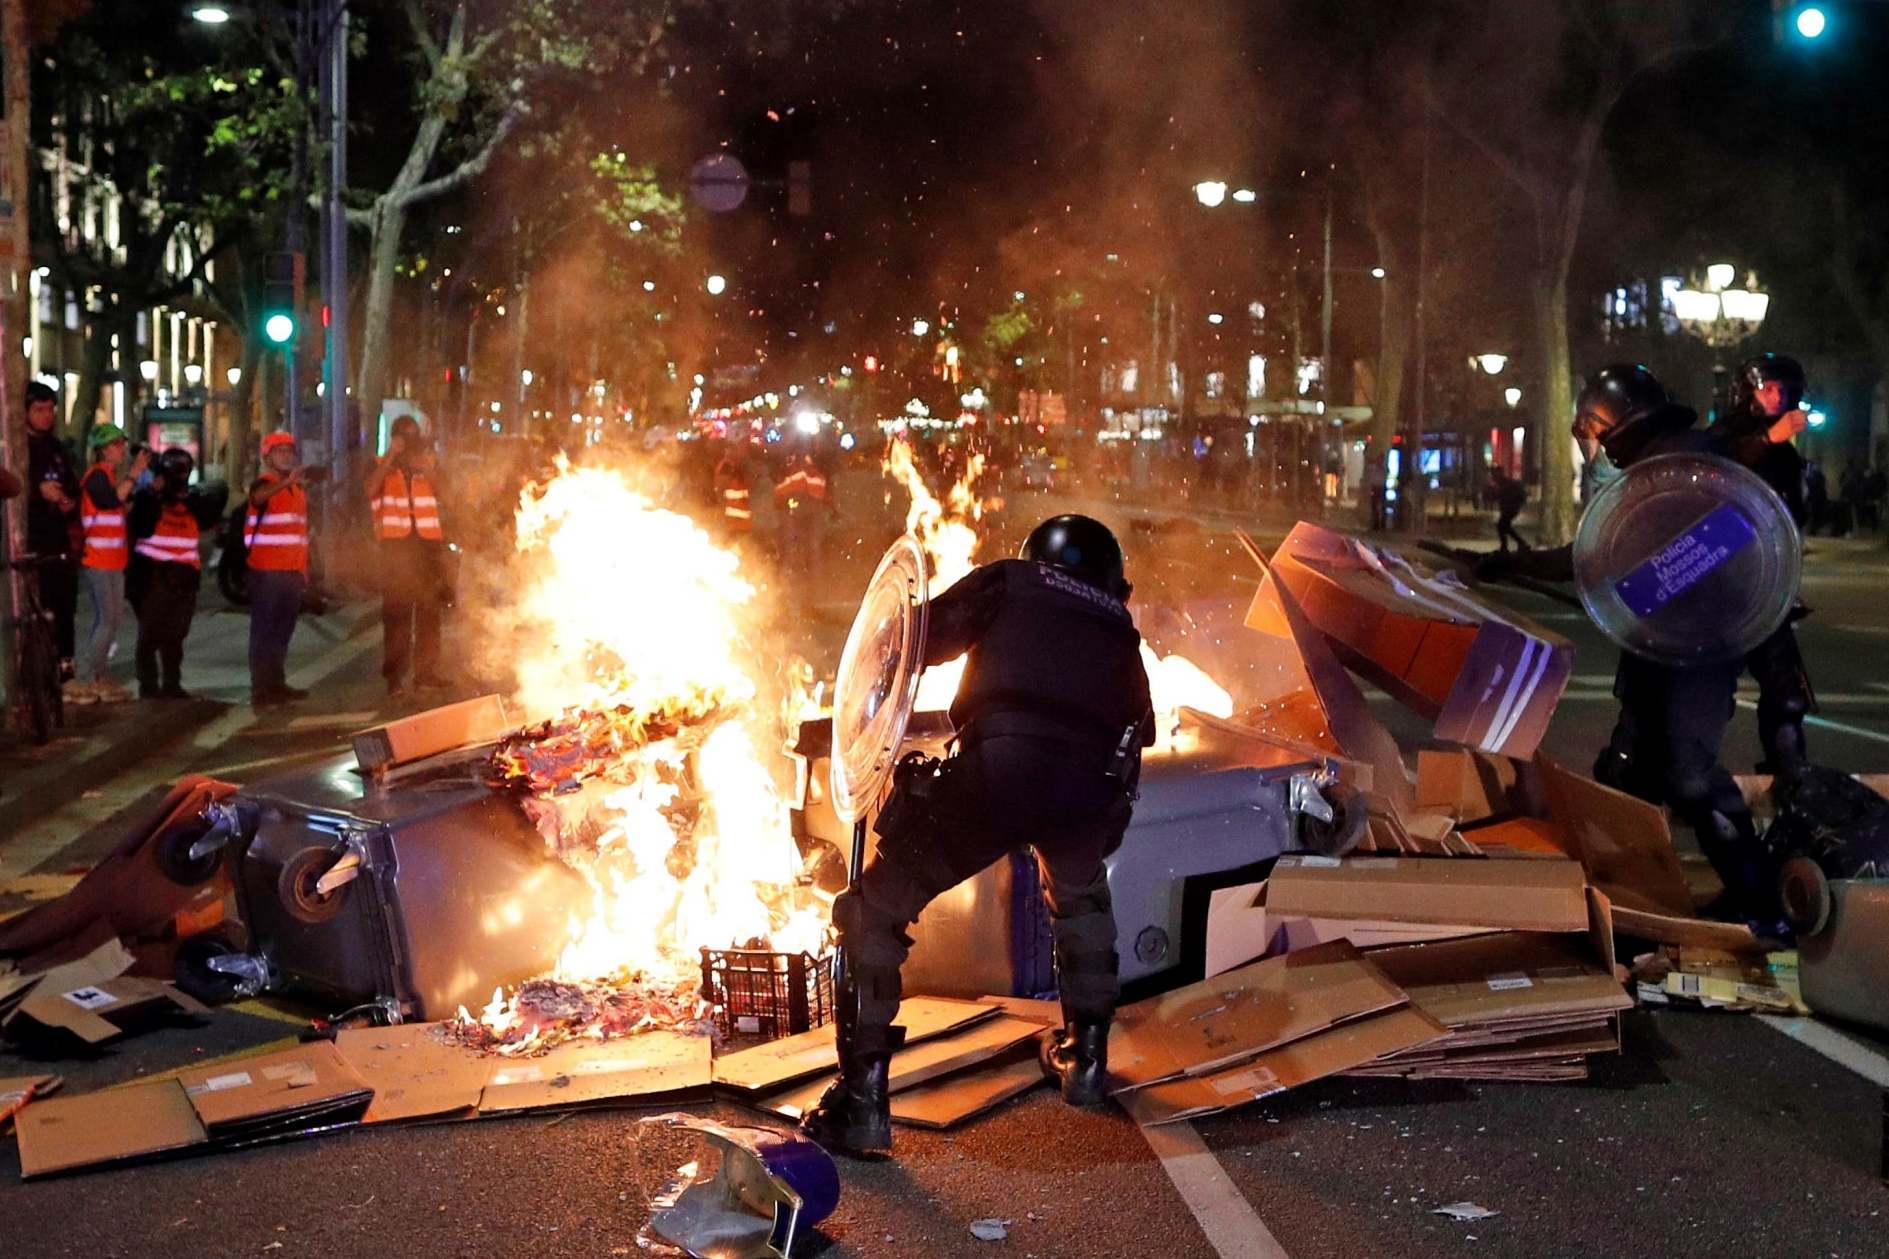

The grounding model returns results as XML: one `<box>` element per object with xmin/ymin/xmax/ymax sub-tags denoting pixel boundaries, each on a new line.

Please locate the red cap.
<box><xmin>261</xmin><ymin>431</ymin><xmax>298</xmax><ymax>455</ymax></box>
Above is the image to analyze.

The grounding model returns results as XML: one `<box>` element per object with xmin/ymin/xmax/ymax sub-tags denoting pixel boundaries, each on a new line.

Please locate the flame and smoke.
<box><xmin>881</xmin><ymin>439</ymin><xmax>1231</xmax><ymax>744</ymax></box>
<box><xmin>491</xmin><ymin>460</ymin><xmax>827</xmax><ymax>1013</ymax></box>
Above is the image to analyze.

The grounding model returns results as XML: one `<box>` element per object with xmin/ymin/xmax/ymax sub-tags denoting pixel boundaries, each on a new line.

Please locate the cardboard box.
<box><xmin>477</xmin><ymin>1030</ymin><xmax>711</xmax><ymax>1113</ymax></box>
<box><xmin>1416</xmin><ymin>748</ymin><xmax>1522</xmax><ymax>824</ymax></box>
<box><xmin>711</xmin><ymin>997</ymin><xmax>996</xmax><ymax>1094</ymax></box>
<box><xmin>889</xmin><ymin>1046</ymin><xmax>1046</xmax><ymax>1130</ymax></box>
<box><xmin>353</xmin><ymin>694</ymin><xmax>513</xmax><ymax>774</ymax></box>
<box><xmin>1236</xmin><ymin>530</ymin><xmax>1412</xmax><ymax>802</ymax></box>
<box><xmin>16</xmin><ymin>1079</ymin><xmax>208</xmax><ymax>1179</ymax></box>
<box><xmin>1123</xmin><ymin>1004</ymin><xmax>1447</xmax><ymax>1126</ymax></box>
<box><xmin>1108</xmin><ymin>939</ymin><xmax>1407</xmax><ymax>1093</ymax></box>
<box><xmin>5</xmin><ymin>952</ymin><xmax>207</xmax><ymax>1049</ymax></box>
<box><xmin>334</xmin><ymin>1023</ymin><xmax>494</xmax><ymax>1124</ymax></box>
<box><xmin>1534</xmin><ymin>755</ymin><xmax>1696</xmax><ymax>917</ymax></box>
<box><xmin>178</xmin><ymin>1041</ymin><xmax>373</xmax><ymax>1138</ymax></box>
<box><xmin>1203</xmin><ymin>880</ymin><xmax>1498</xmax><ymax>979</ymax></box>
<box><xmin>759</xmin><ymin>1015</ymin><xmax>1044</xmax><ymax>1121</ymax></box>
<box><xmin>1264</xmin><ymin>854</ymin><xmax>1592</xmax><ymax>934</ymax></box>
<box><xmin>1270</xmin><ymin>524</ymin><xmax>1572</xmax><ymax>759</ymax></box>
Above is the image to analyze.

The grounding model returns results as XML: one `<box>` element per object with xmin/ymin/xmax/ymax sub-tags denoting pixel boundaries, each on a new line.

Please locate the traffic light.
<box><xmin>1793</xmin><ymin>5</ymin><xmax>1829</xmax><ymax>39</ymax></box>
<box><xmin>262</xmin><ymin>250</ymin><xmax>304</xmax><ymax>346</ymax></box>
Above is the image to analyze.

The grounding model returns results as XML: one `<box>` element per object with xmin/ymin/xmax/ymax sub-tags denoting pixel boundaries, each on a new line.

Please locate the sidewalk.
<box><xmin>0</xmin><ymin>592</ymin><xmax>377</xmax><ymax>840</ymax></box>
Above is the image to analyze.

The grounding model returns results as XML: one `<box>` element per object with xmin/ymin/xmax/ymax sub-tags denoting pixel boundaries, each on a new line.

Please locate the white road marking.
<box><xmin>0</xmin><ymin>631</ymin><xmax>378</xmax><ymax>881</ymax></box>
<box><xmin>1756</xmin><ymin>1015</ymin><xmax>1889</xmax><ymax>1089</ymax></box>
<box><xmin>1128</xmin><ymin>1095</ymin><xmax>1292</xmax><ymax>1259</ymax></box>
<box><xmin>1733</xmin><ymin>699</ymin><xmax>1889</xmax><ymax>747</ymax></box>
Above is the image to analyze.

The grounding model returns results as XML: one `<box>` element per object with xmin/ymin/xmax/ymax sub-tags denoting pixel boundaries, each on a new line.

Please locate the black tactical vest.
<box><xmin>950</xmin><ymin>560</ymin><xmax>1150</xmax><ymax>739</ymax></box>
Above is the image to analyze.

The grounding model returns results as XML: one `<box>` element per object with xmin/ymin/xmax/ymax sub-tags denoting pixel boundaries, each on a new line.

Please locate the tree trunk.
<box><xmin>1532</xmin><ymin>273</ymin><xmax>1577</xmax><ymax>545</ymax></box>
<box><xmin>225</xmin><ymin>336</ymin><xmax>264</xmax><ymax>488</ymax></box>
<box><xmin>72</xmin><ymin>300</ymin><xmax>125</xmax><ymax>443</ymax></box>
<box><xmin>354</xmin><ymin>200</ymin><xmax>408</xmax><ymax>448</ymax></box>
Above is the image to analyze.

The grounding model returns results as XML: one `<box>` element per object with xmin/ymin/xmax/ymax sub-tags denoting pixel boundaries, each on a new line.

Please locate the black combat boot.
<box><xmin>800</xmin><ymin>1054</ymin><xmax>892</xmax><ymax>1155</ymax></box>
<box><xmin>1040</xmin><ymin>1021</ymin><xmax>1109</xmax><ymax>1107</ymax></box>
<box><xmin>1692</xmin><ymin>809</ymin><xmax>1783</xmax><ymax>927</ymax></box>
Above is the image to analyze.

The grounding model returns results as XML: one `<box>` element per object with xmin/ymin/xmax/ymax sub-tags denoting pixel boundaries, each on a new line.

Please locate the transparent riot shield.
<box><xmin>1573</xmin><ymin>452</ymin><xmax>1801</xmax><ymax>667</ymax></box>
<box><xmin>829</xmin><ymin>536</ymin><xmax>929</xmax><ymax>824</ymax></box>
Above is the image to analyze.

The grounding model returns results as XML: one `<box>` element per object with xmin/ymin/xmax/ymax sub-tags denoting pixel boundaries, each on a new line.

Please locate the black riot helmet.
<box><xmin>158</xmin><ymin>447</ymin><xmax>195</xmax><ymax>497</ymax></box>
<box><xmin>1733</xmin><ymin>353</ymin><xmax>1807</xmax><ymax>417</ymax></box>
<box><xmin>1573</xmin><ymin>363</ymin><xmax>1668</xmax><ymax>441</ymax></box>
<box><xmin>1020</xmin><ymin>514</ymin><xmax>1130</xmax><ymax>601</ymax></box>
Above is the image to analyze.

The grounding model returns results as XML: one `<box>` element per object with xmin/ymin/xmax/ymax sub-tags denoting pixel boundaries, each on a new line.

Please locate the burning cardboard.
<box><xmin>1270</xmin><ymin>523</ymin><xmax>1572</xmax><ymax>759</ymax></box>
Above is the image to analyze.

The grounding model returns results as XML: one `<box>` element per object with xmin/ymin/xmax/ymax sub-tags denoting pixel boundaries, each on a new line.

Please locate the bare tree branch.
<box><xmin>398</xmin><ymin>97</ymin><xmax>529</xmax><ymax>207</ymax></box>
<box><xmin>405</xmin><ymin>0</ymin><xmax>443</xmax><ymax>70</ymax></box>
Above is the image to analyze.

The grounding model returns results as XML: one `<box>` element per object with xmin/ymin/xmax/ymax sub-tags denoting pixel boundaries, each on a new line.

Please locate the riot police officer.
<box><xmin>1713</xmin><ymin>352</ymin><xmax>1814</xmax><ymax>782</ymax></box>
<box><xmin>1486</xmin><ymin>366</ymin><xmax>1775</xmax><ymax>925</ymax></box>
<box><xmin>803</xmin><ymin>515</ymin><xmax>1155</xmax><ymax>1156</ymax></box>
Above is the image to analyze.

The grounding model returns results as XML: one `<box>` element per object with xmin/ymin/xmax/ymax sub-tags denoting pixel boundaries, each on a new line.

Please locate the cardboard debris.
<box><xmin>334</xmin><ymin>1023</ymin><xmax>494</xmax><ymax>1123</ymax></box>
<box><xmin>889</xmin><ymin>1046</ymin><xmax>1046</xmax><ymax>1129</ymax></box>
<box><xmin>757</xmin><ymin>1015</ymin><xmax>1044</xmax><ymax>1121</ymax></box>
<box><xmin>1270</xmin><ymin>524</ymin><xmax>1572</xmax><ymax>759</ymax></box>
<box><xmin>1263</xmin><ymin>854</ymin><xmax>1592</xmax><ymax>935</ymax></box>
<box><xmin>1356</xmin><ymin>932</ymin><xmax>1631</xmax><ymax>1081</ymax></box>
<box><xmin>1609</xmin><ymin>905</ymin><xmax>1758</xmax><ymax>953</ymax></box>
<box><xmin>1124</xmin><ymin>1004</ymin><xmax>1447</xmax><ymax>1125</ymax></box>
<box><xmin>1203</xmin><ymin>879</ymin><xmax>1498</xmax><ymax>979</ymax></box>
<box><xmin>711</xmin><ymin>997</ymin><xmax>997</xmax><ymax>1094</ymax></box>
<box><xmin>178</xmin><ymin>1041</ymin><xmax>373</xmax><ymax>1139</ymax></box>
<box><xmin>16</xmin><ymin>1079</ymin><xmax>208</xmax><ymax>1179</ymax></box>
<box><xmin>1632</xmin><ymin>946</ymin><xmax>1805</xmax><ymax>1014</ymax></box>
<box><xmin>1109</xmin><ymin>940</ymin><xmax>1407</xmax><ymax>1093</ymax></box>
<box><xmin>353</xmin><ymin>694</ymin><xmax>514</xmax><ymax>775</ymax></box>
<box><xmin>1416</xmin><ymin>748</ymin><xmax>1521</xmax><ymax>824</ymax></box>
<box><xmin>1536</xmin><ymin>755</ymin><xmax>1695</xmax><ymax>917</ymax></box>
<box><xmin>1236</xmin><ymin>530</ymin><xmax>1412</xmax><ymax>803</ymax></box>
<box><xmin>3</xmin><ymin>938</ymin><xmax>207</xmax><ymax>1047</ymax></box>
<box><xmin>0</xmin><ymin>1074</ymin><xmax>60</xmax><ymax>1133</ymax></box>
<box><xmin>477</xmin><ymin>1030</ymin><xmax>711</xmax><ymax>1113</ymax></box>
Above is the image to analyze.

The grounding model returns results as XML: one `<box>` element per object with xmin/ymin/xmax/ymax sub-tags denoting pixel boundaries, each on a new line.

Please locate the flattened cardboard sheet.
<box><xmin>1264</xmin><ymin>854</ymin><xmax>1590</xmax><ymax>934</ymax></box>
<box><xmin>178</xmin><ymin>1041</ymin><xmax>371</xmax><ymax>1136</ymax></box>
<box><xmin>1109</xmin><ymin>940</ymin><xmax>1406</xmax><ymax>1093</ymax></box>
<box><xmin>16</xmin><ymin>1079</ymin><xmax>207</xmax><ymax>1178</ymax></box>
<box><xmin>1536</xmin><ymin>755</ymin><xmax>1694</xmax><ymax>916</ymax></box>
<box><xmin>1364</xmin><ymin>933</ymin><xmax>1631</xmax><ymax>1030</ymax></box>
<box><xmin>711</xmin><ymin>997</ymin><xmax>996</xmax><ymax>1093</ymax></box>
<box><xmin>890</xmin><ymin>1046</ymin><xmax>1046</xmax><ymax>1129</ymax></box>
<box><xmin>478</xmin><ymin>1030</ymin><xmax>711</xmax><ymax>1113</ymax></box>
<box><xmin>7</xmin><ymin>974</ymin><xmax>207</xmax><ymax>1046</ymax></box>
<box><xmin>1124</xmin><ymin>1005</ymin><xmax>1447</xmax><ymax>1126</ymax></box>
<box><xmin>1416</xmin><ymin>748</ymin><xmax>1521</xmax><ymax>823</ymax></box>
<box><xmin>758</xmin><ymin>1015</ymin><xmax>1043</xmax><ymax>1120</ymax></box>
<box><xmin>334</xmin><ymin>1023</ymin><xmax>494</xmax><ymax>1123</ymax></box>
<box><xmin>1610</xmin><ymin>905</ymin><xmax>1759</xmax><ymax>952</ymax></box>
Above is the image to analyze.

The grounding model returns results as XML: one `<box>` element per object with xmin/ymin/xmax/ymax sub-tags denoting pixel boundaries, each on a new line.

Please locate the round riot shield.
<box><xmin>830</xmin><ymin>536</ymin><xmax>929</xmax><ymax>823</ymax></box>
<box><xmin>1574</xmin><ymin>452</ymin><xmax>1800</xmax><ymax>666</ymax></box>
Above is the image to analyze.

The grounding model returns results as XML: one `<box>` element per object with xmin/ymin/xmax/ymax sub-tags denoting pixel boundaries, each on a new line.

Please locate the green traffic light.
<box><xmin>263</xmin><ymin>312</ymin><xmax>296</xmax><ymax>345</ymax></box>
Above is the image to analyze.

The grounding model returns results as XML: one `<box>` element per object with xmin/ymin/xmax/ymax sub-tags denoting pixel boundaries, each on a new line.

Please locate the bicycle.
<box><xmin>4</xmin><ymin>553</ymin><xmax>69</xmax><ymax>745</ymax></box>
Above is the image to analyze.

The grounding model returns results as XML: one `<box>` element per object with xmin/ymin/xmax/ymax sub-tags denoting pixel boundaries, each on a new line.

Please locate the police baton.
<box><xmin>1415</xmin><ymin>540</ymin><xmax>1583</xmax><ymax>609</ymax></box>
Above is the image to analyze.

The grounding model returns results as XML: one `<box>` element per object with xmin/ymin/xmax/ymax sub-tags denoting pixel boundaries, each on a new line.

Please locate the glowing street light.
<box><xmin>1504</xmin><ymin>386</ymin><xmax>1523</xmax><ymax>409</ymax></box>
<box><xmin>705</xmin><ymin>273</ymin><xmax>728</xmax><ymax>296</ymax></box>
<box><xmin>189</xmin><ymin>5</ymin><xmax>232</xmax><ymax>24</ymax></box>
<box><xmin>226</xmin><ymin>366</ymin><xmax>243</xmax><ymax>387</ymax></box>
<box><xmin>1231</xmin><ymin>188</ymin><xmax>1258</xmax><ymax>204</ymax></box>
<box><xmin>1370</xmin><ymin>266</ymin><xmax>1387</xmax><ymax>279</ymax></box>
<box><xmin>1193</xmin><ymin>180</ymin><xmax>1228</xmax><ymax>208</ymax></box>
<box><xmin>911</xmin><ymin>318</ymin><xmax>930</xmax><ymax>337</ymax></box>
<box><xmin>1474</xmin><ymin>352</ymin><xmax>1508</xmax><ymax>376</ymax></box>
<box><xmin>1795</xmin><ymin>6</ymin><xmax>1828</xmax><ymax>40</ymax></box>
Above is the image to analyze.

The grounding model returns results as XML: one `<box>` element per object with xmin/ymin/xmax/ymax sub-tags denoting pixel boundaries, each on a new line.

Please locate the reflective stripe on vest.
<box><xmin>246</xmin><ymin>478</ymin><xmax>309</xmax><ymax>573</ymax></box>
<box><xmin>80</xmin><ymin>462</ymin><xmax>128</xmax><ymax>570</ymax></box>
<box><xmin>373</xmin><ymin>469</ymin><xmax>445</xmax><ymax>541</ymax></box>
<box><xmin>134</xmin><ymin>503</ymin><xmax>202</xmax><ymax>568</ymax></box>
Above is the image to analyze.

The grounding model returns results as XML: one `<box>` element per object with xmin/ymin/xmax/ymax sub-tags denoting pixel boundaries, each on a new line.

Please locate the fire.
<box><xmin>490</xmin><ymin>459</ymin><xmax>827</xmax><ymax>1014</ymax></box>
<box><xmin>880</xmin><ymin>439</ymin><xmax>1233</xmax><ymax>748</ymax></box>
<box><xmin>883</xmin><ymin>439</ymin><xmax>985</xmax><ymax>711</ymax></box>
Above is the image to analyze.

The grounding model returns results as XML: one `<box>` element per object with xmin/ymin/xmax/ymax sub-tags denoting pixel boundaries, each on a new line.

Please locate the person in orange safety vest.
<box><xmin>366</xmin><ymin>417</ymin><xmax>449</xmax><ymax>697</ymax></box>
<box><xmin>246</xmin><ymin>430</ymin><xmax>312</xmax><ymax>706</ymax></box>
<box><xmin>73</xmin><ymin>424</ymin><xmax>150</xmax><ymax>703</ymax></box>
<box><xmin>714</xmin><ymin>448</ymin><xmax>755</xmax><ymax>536</ymax></box>
<box><xmin>126</xmin><ymin>448</ymin><xmax>227</xmax><ymax>699</ymax></box>
<box><xmin>773</xmin><ymin>450</ymin><xmax>831</xmax><ymax>572</ymax></box>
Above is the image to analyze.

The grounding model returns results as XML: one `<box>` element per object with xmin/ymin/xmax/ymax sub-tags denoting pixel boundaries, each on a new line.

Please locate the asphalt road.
<box><xmin>3</xmin><ymin>473</ymin><xmax>1888</xmax><ymax>1258</ymax></box>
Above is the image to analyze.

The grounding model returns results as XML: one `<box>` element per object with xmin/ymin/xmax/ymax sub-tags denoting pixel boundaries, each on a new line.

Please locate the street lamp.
<box><xmin>705</xmin><ymin>274</ymin><xmax>728</xmax><ymax>296</ymax></box>
<box><xmin>1474</xmin><ymin>353</ymin><xmax>1508</xmax><ymax>376</ymax></box>
<box><xmin>1504</xmin><ymin>386</ymin><xmax>1522</xmax><ymax>409</ymax></box>
<box><xmin>1675</xmin><ymin>264</ymin><xmax>1769</xmax><ymax>408</ymax></box>
<box><xmin>226</xmin><ymin>366</ymin><xmax>243</xmax><ymax>387</ymax></box>
<box><xmin>189</xmin><ymin>5</ymin><xmax>233</xmax><ymax>24</ymax></box>
<box><xmin>911</xmin><ymin>318</ymin><xmax>930</xmax><ymax>337</ymax></box>
<box><xmin>1193</xmin><ymin>180</ymin><xmax>1228</xmax><ymax>208</ymax></box>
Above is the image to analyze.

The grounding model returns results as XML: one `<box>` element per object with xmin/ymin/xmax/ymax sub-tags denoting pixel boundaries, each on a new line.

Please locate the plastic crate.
<box><xmin>700</xmin><ymin>947</ymin><xmax>835</xmax><ymax>1041</ymax></box>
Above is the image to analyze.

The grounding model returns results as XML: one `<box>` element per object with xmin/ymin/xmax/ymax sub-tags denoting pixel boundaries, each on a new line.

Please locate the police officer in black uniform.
<box><xmin>803</xmin><ymin>515</ymin><xmax>1155</xmax><ymax>1156</ymax></box>
<box><xmin>1712</xmin><ymin>352</ymin><xmax>1814</xmax><ymax>783</ymax></box>
<box><xmin>1485</xmin><ymin>365</ymin><xmax>1776</xmax><ymax>925</ymax></box>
